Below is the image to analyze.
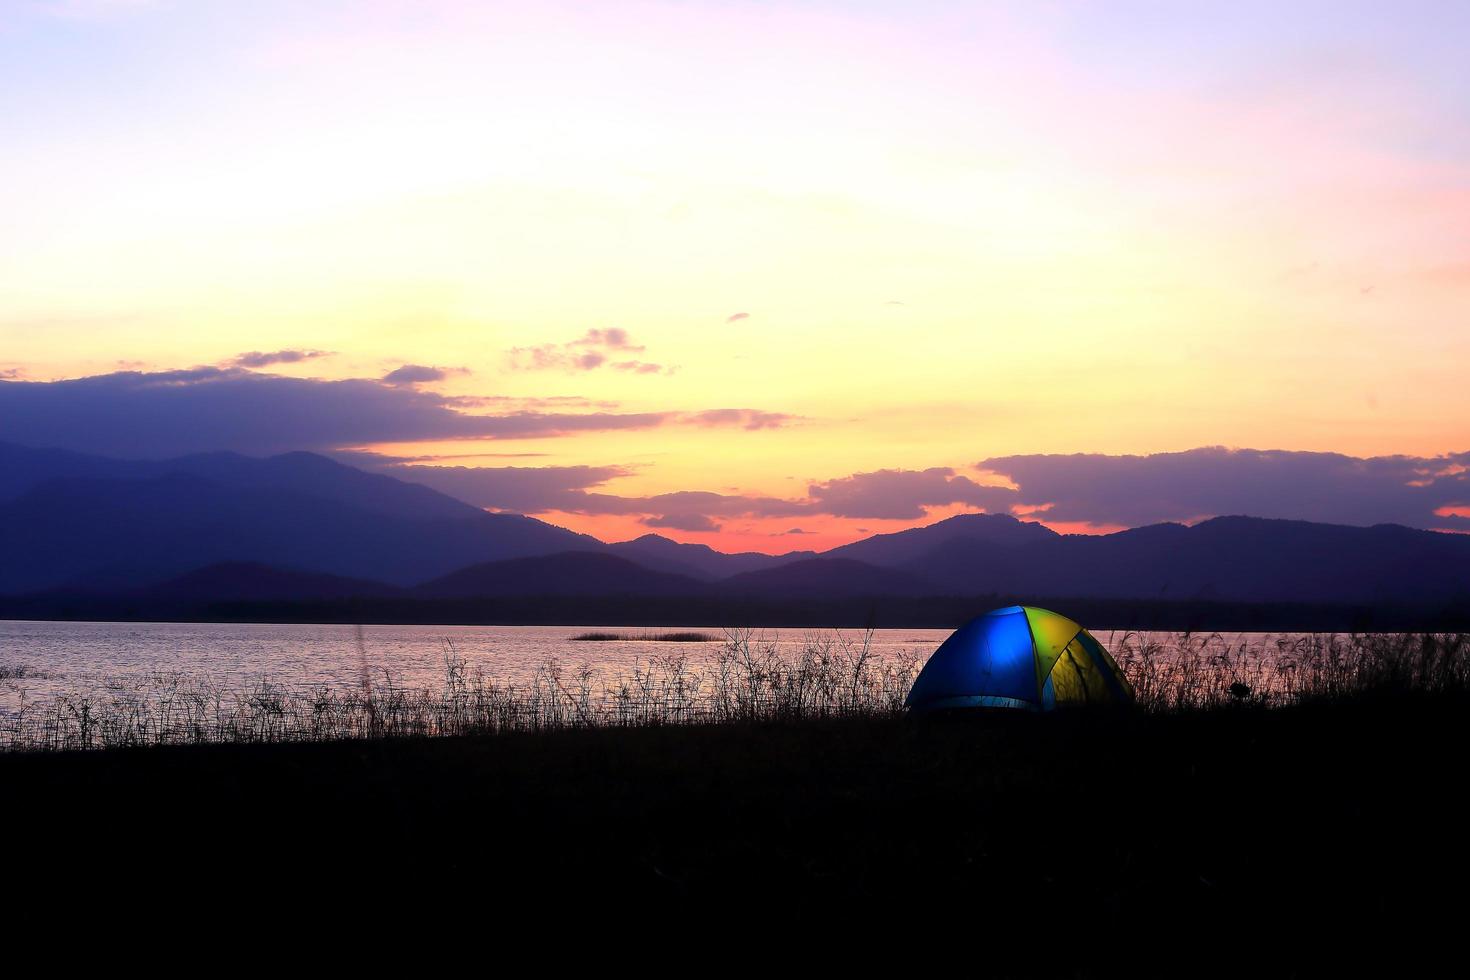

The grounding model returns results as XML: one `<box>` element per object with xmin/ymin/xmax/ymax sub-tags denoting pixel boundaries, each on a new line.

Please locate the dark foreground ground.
<box><xmin>4</xmin><ymin>696</ymin><xmax>1466</xmax><ymax>967</ymax></box>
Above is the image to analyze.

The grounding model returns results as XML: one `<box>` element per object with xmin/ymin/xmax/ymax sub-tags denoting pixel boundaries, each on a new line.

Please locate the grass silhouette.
<box><xmin>3</xmin><ymin>629</ymin><xmax>1467</xmax><ymax>959</ymax></box>
<box><xmin>2</xmin><ymin>629</ymin><xmax>1465</xmax><ymax>751</ymax></box>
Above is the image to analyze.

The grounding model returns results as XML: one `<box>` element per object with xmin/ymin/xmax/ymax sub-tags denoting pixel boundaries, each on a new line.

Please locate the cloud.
<box><xmin>507</xmin><ymin>328</ymin><xmax>657</xmax><ymax>373</ymax></box>
<box><xmin>611</xmin><ymin>360</ymin><xmax>671</xmax><ymax>375</ymax></box>
<box><xmin>451</xmin><ymin>393</ymin><xmax>620</xmax><ymax>411</ymax></box>
<box><xmin>563</xmin><ymin>488</ymin><xmax>811</xmax><ymax>520</ymax></box>
<box><xmin>349</xmin><ymin>457</ymin><xmax>818</xmax><ymax>527</ymax></box>
<box><xmin>644</xmin><ymin>513</ymin><xmax>721</xmax><ymax>532</ymax></box>
<box><xmin>355</xmin><ymin>450</ymin><xmax>1470</xmax><ymax>534</ymax></box>
<box><xmin>506</xmin><ymin>345</ymin><xmax>606</xmax><ymax>372</ymax></box>
<box><xmin>230</xmin><ymin>349</ymin><xmax>332</xmax><ymax>369</ymax></box>
<box><xmin>978</xmin><ymin>447</ymin><xmax>1470</xmax><ymax>531</ymax></box>
<box><xmin>384</xmin><ymin>463</ymin><xmax>633</xmax><ymax>513</ymax></box>
<box><xmin>533</xmin><ymin>487</ymin><xmax>813</xmax><ymax>531</ymax></box>
<box><xmin>382</xmin><ymin>364</ymin><xmax>466</xmax><ymax>386</ymax></box>
<box><xmin>726</xmin><ymin>312</ymin><xmax>750</xmax><ymax>323</ymax></box>
<box><xmin>807</xmin><ymin>467</ymin><xmax>1019</xmax><ymax>519</ymax></box>
<box><xmin>525</xmin><ymin>466</ymin><xmax>1012</xmax><ymax>527</ymax></box>
<box><xmin>21</xmin><ymin>372</ymin><xmax>1455</xmax><ymax>539</ymax></box>
<box><xmin>340</xmin><ymin>450</ymin><xmax>550</xmax><ymax>464</ymax></box>
<box><xmin>0</xmin><ymin>368</ymin><xmax>788</xmax><ymax>457</ymax></box>
<box><xmin>571</xmin><ymin>328</ymin><xmax>642</xmax><ymax>351</ymax></box>
<box><xmin>783</xmin><ymin>527</ymin><xmax>815</xmax><ymax>535</ymax></box>
<box><xmin>688</xmin><ymin>409</ymin><xmax>791</xmax><ymax>430</ymax></box>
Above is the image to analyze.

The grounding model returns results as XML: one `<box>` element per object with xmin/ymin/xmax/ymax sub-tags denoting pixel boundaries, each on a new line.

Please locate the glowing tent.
<box><xmin>906</xmin><ymin>606</ymin><xmax>1133</xmax><ymax>712</ymax></box>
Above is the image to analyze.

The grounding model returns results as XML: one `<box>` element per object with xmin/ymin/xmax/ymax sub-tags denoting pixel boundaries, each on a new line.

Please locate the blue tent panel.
<box><xmin>905</xmin><ymin>606</ymin><xmax>1037</xmax><ymax>707</ymax></box>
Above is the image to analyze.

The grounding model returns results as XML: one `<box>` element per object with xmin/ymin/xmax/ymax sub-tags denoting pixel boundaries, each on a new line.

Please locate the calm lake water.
<box><xmin>0</xmin><ymin>619</ymin><xmax>1321</xmax><ymax>720</ymax></box>
<box><xmin>0</xmin><ymin>620</ymin><xmax>954</xmax><ymax>714</ymax></box>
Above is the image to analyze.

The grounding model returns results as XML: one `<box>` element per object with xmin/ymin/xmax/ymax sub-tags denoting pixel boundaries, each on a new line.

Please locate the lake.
<box><xmin>0</xmin><ymin>620</ymin><xmax>955</xmax><ymax>715</ymax></box>
<box><xmin>7</xmin><ymin>618</ymin><xmax>1393</xmax><ymax>755</ymax></box>
<box><xmin>0</xmin><ymin>618</ymin><xmax>1328</xmax><ymax>719</ymax></box>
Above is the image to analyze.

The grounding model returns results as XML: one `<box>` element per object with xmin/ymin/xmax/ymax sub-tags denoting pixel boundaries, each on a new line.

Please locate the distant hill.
<box><xmin>719</xmin><ymin>558</ymin><xmax>939</xmax><ymax>598</ymax></box>
<box><xmin>825</xmin><ymin>512</ymin><xmax>1058</xmax><ymax>566</ymax></box>
<box><xmin>894</xmin><ymin>516</ymin><xmax>1470</xmax><ymax>603</ymax></box>
<box><xmin>0</xmin><ymin>454</ymin><xmax>601</xmax><ymax>593</ymax></box>
<box><xmin>154</xmin><ymin>450</ymin><xmax>484</xmax><ymax>522</ymax></box>
<box><xmin>146</xmin><ymin>562</ymin><xmax>401</xmax><ymax>601</ymax></box>
<box><xmin>607</xmin><ymin>533</ymin><xmax>811</xmax><ymax>580</ymax></box>
<box><xmin>0</xmin><ymin>442</ymin><xmax>143</xmax><ymax>502</ymax></box>
<box><xmin>416</xmin><ymin>552</ymin><xmax>706</xmax><ymax>598</ymax></box>
<box><xmin>64</xmin><ymin>514</ymin><xmax>1466</xmax><ymax>607</ymax></box>
<box><xmin>4</xmin><ymin>440</ymin><xmax>1470</xmax><ymax>610</ymax></box>
<box><xmin>0</xmin><ymin>440</ymin><xmax>488</xmax><ymax>520</ymax></box>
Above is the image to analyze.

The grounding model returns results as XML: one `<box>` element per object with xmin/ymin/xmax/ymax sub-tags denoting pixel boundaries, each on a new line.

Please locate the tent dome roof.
<box><xmin>906</xmin><ymin>606</ymin><xmax>1132</xmax><ymax>711</ymax></box>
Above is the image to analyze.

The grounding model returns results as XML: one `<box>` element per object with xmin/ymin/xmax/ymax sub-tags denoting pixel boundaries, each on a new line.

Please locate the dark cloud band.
<box><xmin>379</xmin><ymin>450</ymin><xmax>1470</xmax><ymax>534</ymax></box>
<box><xmin>0</xmin><ymin>368</ymin><xmax>790</xmax><ymax>458</ymax></box>
<box><xmin>230</xmin><ymin>349</ymin><xmax>332</xmax><ymax>369</ymax></box>
<box><xmin>977</xmin><ymin>447</ymin><xmax>1470</xmax><ymax>531</ymax></box>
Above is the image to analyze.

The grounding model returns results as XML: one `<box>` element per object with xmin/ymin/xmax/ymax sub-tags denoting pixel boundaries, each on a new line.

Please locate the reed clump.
<box><xmin>2</xmin><ymin>629</ymin><xmax>1465</xmax><ymax>752</ymax></box>
<box><xmin>0</xmin><ymin>663</ymin><xmax>50</xmax><ymax>680</ymax></box>
<box><xmin>1109</xmin><ymin>630</ymin><xmax>1470</xmax><ymax>711</ymax></box>
<box><xmin>570</xmin><ymin>631</ymin><xmax>717</xmax><ymax>642</ymax></box>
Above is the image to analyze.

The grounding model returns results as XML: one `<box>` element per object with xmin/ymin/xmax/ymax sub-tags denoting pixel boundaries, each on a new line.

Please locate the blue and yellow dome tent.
<box><xmin>906</xmin><ymin>606</ymin><xmax>1133</xmax><ymax>712</ymax></box>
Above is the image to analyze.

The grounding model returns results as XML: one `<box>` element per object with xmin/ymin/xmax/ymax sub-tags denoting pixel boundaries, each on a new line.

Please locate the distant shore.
<box><xmin>3</xmin><ymin>591</ymin><xmax>1468</xmax><ymax>632</ymax></box>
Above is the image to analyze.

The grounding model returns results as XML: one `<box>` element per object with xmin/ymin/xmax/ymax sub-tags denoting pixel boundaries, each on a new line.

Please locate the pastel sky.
<box><xmin>2</xmin><ymin>1</ymin><xmax>1468</xmax><ymax>550</ymax></box>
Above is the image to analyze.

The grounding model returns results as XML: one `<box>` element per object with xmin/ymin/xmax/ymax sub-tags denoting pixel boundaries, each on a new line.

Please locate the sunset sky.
<box><xmin>2</xmin><ymin>0</ymin><xmax>1468</xmax><ymax>550</ymax></box>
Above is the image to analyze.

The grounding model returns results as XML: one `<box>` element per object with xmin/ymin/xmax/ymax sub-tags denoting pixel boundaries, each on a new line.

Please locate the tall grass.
<box><xmin>1110</xmin><ymin>630</ymin><xmax>1470</xmax><ymax>711</ymax></box>
<box><xmin>0</xmin><ymin>628</ymin><xmax>918</xmax><ymax>751</ymax></box>
<box><xmin>2</xmin><ymin>629</ymin><xmax>1466</xmax><ymax>752</ymax></box>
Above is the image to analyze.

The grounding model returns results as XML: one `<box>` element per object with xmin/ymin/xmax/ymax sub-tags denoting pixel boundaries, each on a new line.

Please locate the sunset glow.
<box><xmin>3</xmin><ymin>0</ymin><xmax>1468</xmax><ymax>551</ymax></box>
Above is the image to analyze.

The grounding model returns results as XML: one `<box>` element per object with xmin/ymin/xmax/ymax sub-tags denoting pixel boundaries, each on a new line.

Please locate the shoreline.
<box><xmin>5</xmin><ymin>592</ymin><xmax>1469</xmax><ymax>632</ymax></box>
<box><xmin>6</xmin><ymin>630</ymin><xmax>1464</xmax><ymax>752</ymax></box>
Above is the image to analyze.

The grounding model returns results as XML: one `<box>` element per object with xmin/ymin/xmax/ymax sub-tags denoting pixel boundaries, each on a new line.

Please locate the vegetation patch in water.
<box><xmin>571</xmin><ymin>631</ymin><xmax>716</xmax><ymax>642</ymax></box>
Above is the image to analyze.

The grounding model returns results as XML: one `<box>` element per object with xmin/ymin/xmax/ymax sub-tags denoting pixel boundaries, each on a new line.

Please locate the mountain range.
<box><xmin>0</xmin><ymin>441</ymin><xmax>596</xmax><ymax>593</ymax></box>
<box><xmin>3</xmin><ymin>440</ymin><xmax>1469</xmax><ymax>608</ymax></box>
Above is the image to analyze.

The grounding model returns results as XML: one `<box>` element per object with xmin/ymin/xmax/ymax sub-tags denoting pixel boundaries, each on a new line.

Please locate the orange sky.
<box><xmin>2</xmin><ymin>2</ymin><xmax>1468</xmax><ymax>551</ymax></box>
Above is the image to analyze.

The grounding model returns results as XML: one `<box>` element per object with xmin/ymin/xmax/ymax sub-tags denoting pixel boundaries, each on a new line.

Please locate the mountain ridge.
<box><xmin>416</xmin><ymin>551</ymin><xmax>708</xmax><ymax>598</ymax></box>
<box><xmin>0</xmin><ymin>465</ymin><xmax>599</xmax><ymax>592</ymax></box>
<box><xmin>4</xmin><ymin>440</ymin><xmax>1470</xmax><ymax>606</ymax></box>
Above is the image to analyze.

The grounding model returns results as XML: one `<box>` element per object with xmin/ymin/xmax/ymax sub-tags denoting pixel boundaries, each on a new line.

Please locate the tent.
<box><xmin>905</xmin><ymin>605</ymin><xmax>1133</xmax><ymax>712</ymax></box>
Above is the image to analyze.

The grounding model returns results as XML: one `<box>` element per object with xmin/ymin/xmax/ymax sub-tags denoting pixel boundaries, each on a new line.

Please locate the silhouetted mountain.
<box><xmin>894</xmin><ymin>516</ymin><xmax>1470</xmax><ymax>603</ymax></box>
<box><xmin>0</xmin><ymin>441</ymin><xmax>140</xmax><ymax>502</ymax></box>
<box><xmin>825</xmin><ymin>512</ymin><xmax>1058</xmax><ymax>566</ymax></box>
<box><xmin>145</xmin><ymin>562</ymin><xmax>401</xmax><ymax>601</ymax></box>
<box><xmin>719</xmin><ymin>558</ymin><xmax>939</xmax><ymax>598</ymax></box>
<box><xmin>158</xmin><ymin>450</ymin><xmax>484</xmax><ymax>521</ymax></box>
<box><xmin>0</xmin><ymin>440</ymin><xmax>483</xmax><ymax>520</ymax></box>
<box><xmin>608</xmin><ymin>533</ymin><xmax>812</xmax><ymax>580</ymax></box>
<box><xmin>0</xmin><ymin>473</ymin><xmax>599</xmax><ymax>593</ymax></box>
<box><xmin>416</xmin><ymin>552</ymin><xmax>706</xmax><ymax>598</ymax></box>
<box><xmin>5</xmin><ymin>440</ymin><xmax>1470</xmax><ymax>608</ymax></box>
